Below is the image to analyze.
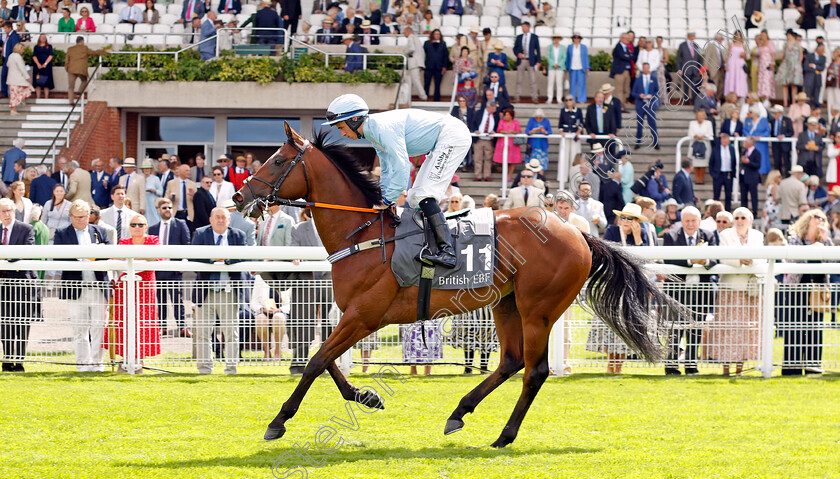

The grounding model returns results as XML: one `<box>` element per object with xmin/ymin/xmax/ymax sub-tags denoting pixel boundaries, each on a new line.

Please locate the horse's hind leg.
<box><xmin>444</xmin><ymin>294</ymin><xmax>524</xmax><ymax>435</ymax></box>
<box><xmin>489</xmin><ymin>317</ymin><xmax>553</xmax><ymax>448</ymax></box>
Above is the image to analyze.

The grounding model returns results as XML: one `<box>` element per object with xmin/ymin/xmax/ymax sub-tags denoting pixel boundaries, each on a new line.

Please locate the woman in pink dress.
<box><xmin>493</xmin><ymin>108</ymin><xmax>522</xmax><ymax>184</ymax></box>
<box><xmin>108</xmin><ymin>214</ymin><xmax>161</xmax><ymax>373</ymax></box>
<box><xmin>725</xmin><ymin>31</ymin><xmax>749</xmax><ymax>99</ymax></box>
<box><xmin>754</xmin><ymin>31</ymin><xmax>777</xmax><ymax>99</ymax></box>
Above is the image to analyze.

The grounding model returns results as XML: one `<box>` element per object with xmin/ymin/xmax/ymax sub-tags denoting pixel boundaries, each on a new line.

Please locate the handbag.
<box><xmin>692</xmin><ymin>140</ymin><xmax>707</xmax><ymax>159</ymax></box>
<box><xmin>809</xmin><ymin>285</ymin><xmax>832</xmax><ymax>314</ymax></box>
<box><xmin>828</xmin><ymin>71</ymin><xmax>838</xmax><ymax>88</ymax></box>
<box><xmin>35</xmin><ymin>75</ymin><xmax>48</xmax><ymax>87</ymax></box>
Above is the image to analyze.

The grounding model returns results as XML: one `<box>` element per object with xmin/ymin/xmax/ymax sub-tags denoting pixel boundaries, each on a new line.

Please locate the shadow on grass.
<box><xmin>113</xmin><ymin>444</ymin><xmax>601</xmax><ymax>470</ymax></box>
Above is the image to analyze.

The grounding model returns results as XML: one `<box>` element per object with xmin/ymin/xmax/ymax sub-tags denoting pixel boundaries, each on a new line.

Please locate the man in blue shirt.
<box><xmin>1</xmin><ymin>138</ymin><xmax>25</xmax><ymax>186</ymax></box>
<box><xmin>323</xmin><ymin>94</ymin><xmax>471</xmax><ymax>268</ymax></box>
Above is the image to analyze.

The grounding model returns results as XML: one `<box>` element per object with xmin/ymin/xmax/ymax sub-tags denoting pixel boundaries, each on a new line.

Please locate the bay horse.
<box><xmin>233</xmin><ymin>122</ymin><xmax>680</xmax><ymax>448</ymax></box>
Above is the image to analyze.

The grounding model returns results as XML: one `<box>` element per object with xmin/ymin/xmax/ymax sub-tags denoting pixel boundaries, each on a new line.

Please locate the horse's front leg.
<box><xmin>326</xmin><ymin>361</ymin><xmax>385</xmax><ymax>409</ymax></box>
<box><xmin>265</xmin><ymin>315</ymin><xmax>378</xmax><ymax>441</ymax></box>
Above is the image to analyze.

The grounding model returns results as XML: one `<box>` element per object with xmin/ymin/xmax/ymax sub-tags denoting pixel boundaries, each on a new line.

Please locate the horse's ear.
<box><xmin>284</xmin><ymin>121</ymin><xmax>305</xmax><ymax>147</ymax></box>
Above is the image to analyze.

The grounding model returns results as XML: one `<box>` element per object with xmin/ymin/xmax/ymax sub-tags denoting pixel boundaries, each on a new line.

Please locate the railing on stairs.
<box><xmin>37</xmin><ymin>63</ymin><xmax>102</xmax><ymax>167</ymax></box>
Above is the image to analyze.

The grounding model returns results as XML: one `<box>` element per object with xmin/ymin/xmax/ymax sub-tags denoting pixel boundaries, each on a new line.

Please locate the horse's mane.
<box><xmin>311</xmin><ymin>129</ymin><xmax>381</xmax><ymax>207</ymax></box>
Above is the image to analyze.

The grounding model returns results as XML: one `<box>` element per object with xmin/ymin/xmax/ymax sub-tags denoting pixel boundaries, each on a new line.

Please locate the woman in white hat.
<box><xmin>526</xmin><ymin>108</ymin><xmax>552</xmax><ymax>171</ymax></box>
<box><xmin>140</xmin><ymin>158</ymin><xmax>162</xmax><ymax>225</ymax></box>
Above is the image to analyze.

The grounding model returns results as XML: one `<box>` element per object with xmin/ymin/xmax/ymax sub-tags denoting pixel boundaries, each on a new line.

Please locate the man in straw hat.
<box><xmin>600</xmin><ymin>82</ymin><xmax>623</xmax><ymax>131</ymax></box>
<box><xmin>315</xmin><ymin>16</ymin><xmax>339</xmax><ymax>44</ymax></box>
<box><xmin>503</xmin><ymin>161</ymin><xmax>543</xmax><ymax>209</ymax></box>
<box><xmin>118</xmin><ymin>157</ymin><xmax>146</xmax><ymax>215</ymax></box>
<box><xmin>770</xmin><ymin>104</ymin><xmax>795</xmax><ymax>176</ymax></box>
<box><xmin>609</xmin><ymin>32</ymin><xmax>634</xmax><ymax>105</ymax></box>
<box><xmin>778</xmin><ymin>165</ymin><xmax>809</xmax><ymax>224</ymax></box>
<box><xmin>566</xmin><ymin>31</ymin><xmax>590</xmax><ymax>103</ymax></box>
<box><xmin>676</xmin><ymin>29</ymin><xmax>702</xmax><ymax>102</ymax></box>
<box><xmin>797</xmin><ymin>116</ymin><xmax>826</xmax><ymax>178</ymax></box>
<box><xmin>359</xmin><ymin>19</ymin><xmax>378</xmax><ymax>45</ymax></box>
<box><xmin>824</xmin><ymin>185</ymin><xmax>840</xmax><ymax>213</ymax></box>
<box><xmin>342</xmin><ymin>33</ymin><xmax>364</xmax><ymax>73</ymax></box>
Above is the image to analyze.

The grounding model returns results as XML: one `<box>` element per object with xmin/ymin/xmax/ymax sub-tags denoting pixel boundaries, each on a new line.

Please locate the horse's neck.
<box><xmin>308</xmin><ymin>176</ymin><xmax>386</xmax><ymax>256</ymax></box>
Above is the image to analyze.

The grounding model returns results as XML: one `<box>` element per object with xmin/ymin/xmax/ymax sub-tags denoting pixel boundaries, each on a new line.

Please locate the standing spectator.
<box><xmin>451</xmin><ymin>95</ymin><xmax>475</xmax><ymax>170</ymax></box>
<box><xmin>158</xmin><ymin>157</ymin><xmax>174</xmax><ymax>192</ymax></box>
<box><xmin>740</xmin><ymin>137</ymin><xmax>763</xmax><ymax>215</ymax></box>
<box><xmin>695</xmin><ymin>83</ymin><xmax>720</xmax><ymax>136</ymax></box>
<box><xmin>754</xmin><ymin>31</ymin><xmax>777</xmax><ymax>100</ymax></box>
<box><xmin>724</xmin><ymin>30</ymin><xmax>749</xmax><ymax>100</ymax></box>
<box><xmin>456</xmin><ymin>77</ymin><xmax>477</xmax><ymax>109</ymax></box>
<box><xmin>5</xmin><ymin>43</ymin><xmax>31</xmax><ymax>116</ymax></box>
<box><xmin>558</xmin><ymin>95</ymin><xmax>584</xmax><ymax>171</ymax></box>
<box><xmin>65</xmin><ymin>36</ymin><xmax>110</xmax><ymax>105</ymax></box>
<box><xmin>5</xmin><ymin>180</ymin><xmax>31</xmax><ymax>223</ymax></box>
<box><xmin>783</xmin><ymin>209</ymin><xmax>832</xmax><ymax>375</ymax></box>
<box><xmin>576</xmin><ymin>180</ymin><xmax>606</xmax><ymax>237</ymax></box>
<box><xmin>119</xmin><ymin>157</ymin><xmax>146</xmax><ymax>215</ymax></box>
<box><xmin>164</xmin><ymin>164</ymin><xmax>196</xmax><ymax>232</ymax></box>
<box><xmin>544</xmin><ymin>34</ymin><xmax>566</xmax><ymax>104</ymax></box>
<box><xmin>483</xmin><ymin>71</ymin><xmax>511</xmax><ymax>110</ymax></box>
<box><xmin>400</xmin><ymin>27</ymin><xmax>426</xmax><ymax>102</ymax></box>
<box><xmin>825</xmin><ymin>49</ymin><xmax>840</xmax><ymax>116</ymax></box>
<box><xmin>720</xmin><ymin>92</ymin><xmax>739</xmax><ymax>122</ymax></box>
<box><xmin>803</xmin><ymin>43</ymin><xmax>827</xmax><ymax>108</ymax></box>
<box><xmin>770</xmin><ymin>104</ymin><xmax>795</xmax><ymax>177</ymax></box>
<box><xmin>189</xmin><ymin>153</ymin><xmax>207</xmax><ymax>183</ymax></box>
<box><xmin>778</xmin><ymin>165</ymin><xmax>809</xmax><ymax>224</ymax></box>
<box><xmin>618</xmin><ymin>154</ymin><xmax>634</xmax><ymax>204</ymax></box>
<box><xmin>505</xmin><ymin>0</ymin><xmax>527</xmax><ymax>27</ymax></box>
<box><xmin>342</xmin><ymin>34</ymin><xmax>364</xmax><ymax>73</ymax></box>
<box><xmin>688</xmin><ymin>110</ymin><xmax>713</xmax><ymax>184</ymax></box>
<box><xmin>493</xmin><ymin>108</ymin><xmax>522</xmax><ymax>184</ymax></box>
<box><xmin>140</xmin><ymin>159</ymin><xmax>162</xmax><ymax>225</ymax></box>
<box><xmin>707</xmin><ymin>207</ymin><xmax>764</xmax><ymax>376</ymax></box>
<box><xmin>610</xmin><ymin>33</ymin><xmax>633</xmax><ymax>105</ymax></box>
<box><xmin>743</xmin><ymin>105</ymin><xmax>771</xmax><ymax>175</ymax></box>
<box><xmin>31</xmin><ymin>34</ymin><xmax>54</xmax><ymax>100</ymax></box>
<box><xmin>423</xmin><ymin>29</ymin><xmax>447</xmax><ymax>102</ymax></box>
<box><xmin>566</xmin><ymin>32</ymin><xmax>589</xmax><ymax>104</ymax></box>
<box><xmin>676</xmin><ymin>30</ymin><xmax>702</xmax><ymax>102</ymax></box>
<box><xmin>502</xmin><ymin>166</ymin><xmax>541</xmax><ymax>209</ymax></box>
<box><xmin>703</xmin><ymin>33</ymin><xmax>726</xmax><ymax>100</ymax></box>
<box><xmin>798</xmin><ymin>116</ymin><xmax>826</xmax><ymax>178</ymax></box>
<box><xmin>89</xmin><ymin>159</ymin><xmax>110</xmax><ymax>208</ymax></box>
<box><xmin>1</xmin><ymin>139</ymin><xmax>25</xmax><ymax>187</ymax></box>
<box><xmin>29</xmin><ymin>165</ymin><xmax>56</xmax><ymax>207</ymax></box>
<box><xmin>89</xmin><ymin>205</ymin><xmax>116</xmax><ymax>245</ymax></box>
<box><xmin>0</xmin><ymin>20</ymin><xmax>19</xmax><ymax>98</ymax></box>
<box><xmin>663</xmin><ymin>206</ymin><xmax>718</xmax><ymax>375</ymax></box>
<box><xmin>52</xmin><ymin>157</ymin><xmax>68</xmax><ymax>190</ymax></box>
<box><xmin>208</xmin><ymin>165</ymin><xmax>234</xmax><ymax>205</ymax></box>
<box><xmin>721</xmin><ymin>107</ymin><xmax>744</xmax><ymax>140</ymax></box>
<box><xmin>763</xmin><ymin>169</ymin><xmax>783</xmax><ymax>231</ymax></box>
<box><xmin>29</xmin><ymin>203</ymin><xmax>48</xmax><ymax>249</ymax></box>
<box><xmin>190</xmin><ymin>207</ymin><xmax>246</xmax><ymax>374</ymax></box>
<box><xmin>252</xmin><ymin>0</ymin><xmax>281</xmax><ymax>46</ymax></box>
<box><xmin>196</xmin><ymin>11</ymin><xmax>218</xmax><ymax>61</ymax></box>
<box><xmin>584</xmin><ymin>92</ymin><xmax>617</xmax><ymax>151</ymax></box>
<box><xmin>148</xmin><ymin>198</ymin><xmax>191</xmax><ymax>338</ymax></box>
<box><xmin>777</xmin><ymin>30</ymin><xmax>804</xmax><ymax>107</ymax></box>
<box><xmin>66</xmin><ymin>160</ymin><xmax>93</xmax><ymax>205</ymax></box>
<box><xmin>109</xmin><ymin>214</ymin><xmax>160</xmax><ymax>373</ymax></box>
<box><xmin>513</xmin><ymin>21</ymin><xmax>540</xmax><ymax>103</ymax></box>
<box><xmin>192</xmin><ymin>175</ymin><xmax>216</xmax><ymax>230</ymax></box>
<box><xmin>101</xmin><ymin>185</ymin><xmax>138</xmax><ymax>242</ymax></box>
<box><xmin>470</xmin><ymin>101</ymin><xmax>498</xmax><ymax>182</ymax></box>
<box><xmin>228</xmin><ymin>156</ymin><xmax>250</xmax><ymax>190</ymax></box>
<box><xmin>799</xmin><ymin>0</ymin><xmax>819</xmax><ymax>29</ymax></box>
<box><xmin>600</xmin><ymin>169</ymin><xmax>625</xmax><ymax>224</ymax></box>
<box><xmin>486</xmin><ymin>42</ymin><xmax>508</xmax><ymax>86</ymax></box>
<box><xmin>673</xmin><ymin>159</ymin><xmax>698</xmax><ymax>207</ymax></box>
<box><xmin>710</xmin><ymin>133</ymin><xmax>737</xmax><ymax>211</ymax></box>
<box><xmin>525</xmin><ymin>108</ymin><xmax>551</xmax><ymax>171</ymax></box>
<box><xmin>42</xmin><ymin>184</ymin><xmax>70</xmax><ymax>241</ymax></box>
<box><xmin>256</xmin><ymin>203</ymin><xmax>293</xmax><ymax>247</ymax></box>
<box><xmin>280</xmin><ymin>0</ymin><xmax>300</xmax><ymax>33</ymax></box>
<box><xmin>631</xmin><ymin>62</ymin><xmax>659</xmax><ymax>149</ymax></box>
<box><xmin>54</xmin><ymin>200</ymin><xmax>110</xmax><ymax>372</ymax></box>
<box><xmin>827</xmin><ymin>131</ymin><xmax>840</xmax><ymax>188</ymax></box>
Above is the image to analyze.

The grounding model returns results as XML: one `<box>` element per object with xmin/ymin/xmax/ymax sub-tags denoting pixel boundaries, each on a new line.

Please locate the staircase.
<box><xmin>0</xmin><ymin>99</ymin><xmax>79</xmax><ymax>166</ymax></box>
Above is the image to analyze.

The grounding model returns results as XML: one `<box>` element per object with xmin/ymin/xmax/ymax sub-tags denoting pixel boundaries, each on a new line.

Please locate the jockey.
<box><xmin>323</xmin><ymin>93</ymin><xmax>470</xmax><ymax>269</ymax></box>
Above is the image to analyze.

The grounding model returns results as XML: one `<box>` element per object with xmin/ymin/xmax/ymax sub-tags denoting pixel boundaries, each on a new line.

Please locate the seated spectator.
<box><xmin>76</xmin><ymin>6</ymin><xmax>95</xmax><ymax>32</ymax></box>
<box><xmin>439</xmin><ymin>0</ymin><xmax>463</xmax><ymax>15</ymax></box>
<box><xmin>15</xmin><ymin>20</ymin><xmax>29</xmax><ymax>42</ymax></box>
<box><xmin>663</xmin><ymin>197</ymin><xmax>681</xmax><ymax>224</ymax></box>
<box><xmin>341</xmin><ymin>7</ymin><xmax>362</xmax><ymax>32</ymax></box>
<box><xmin>57</xmin><ymin>8</ymin><xmax>74</xmax><ymax>33</ymax></box>
<box><xmin>482</xmin><ymin>193</ymin><xmax>500</xmax><ymax>210</ymax></box>
<box><xmin>419</xmin><ymin>9</ymin><xmax>438</xmax><ymax>35</ymax></box>
<box><xmin>316</xmin><ymin>17</ymin><xmax>339</xmax><ymax>45</ymax></box>
<box><xmin>453</xmin><ymin>45</ymin><xmax>477</xmax><ymax>85</ymax></box>
<box><xmin>218</xmin><ymin>0</ymin><xmax>241</xmax><ymax>15</ymax></box>
<box><xmin>252</xmin><ymin>274</ymin><xmax>286</xmax><ymax>360</ymax></box>
<box><xmin>228</xmin><ymin>156</ymin><xmax>250</xmax><ymax>190</ymax></box>
<box><xmin>380</xmin><ymin>13</ymin><xmax>398</xmax><ymax>34</ymax></box>
<box><xmin>715</xmin><ymin>210</ymin><xmax>733</xmax><ymax>233</ymax></box>
<box><xmin>358</xmin><ymin>19</ymin><xmax>378</xmax><ymax>46</ymax></box>
<box><xmin>651</xmin><ymin>210</ymin><xmax>669</xmax><ymax>238</ymax></box>
<box><xmin>645</xmin><ymin>165</ymin><xmax>671</xmax><ymax>208</ymax></box>
<box><xmin>92</xmin><ymin>0</ymin><xmax>112</xmax><ymax>14</ymax></box>
<box><xmin>805</xmin><ymin>175</ymin><xmax>828</xmax><ymax>209</ymax></box>
<box><xmin>121</xmin><ymin>0</ymin><xmax>144</xmax><ymax>25</ymax></box>
<box><xmin>58</xmin><ymin>0</ymin><xmax>75</xmax><ymax>14</ymax></box>
<box><xmin>142</xmin><ymin>0</ymin><xmax>159</xmax><ymax>24</ymax></box>
<box><xmin>536</xmin><ymin>2</ymin><xmax>555</xmax><ymax>26</ymax></box>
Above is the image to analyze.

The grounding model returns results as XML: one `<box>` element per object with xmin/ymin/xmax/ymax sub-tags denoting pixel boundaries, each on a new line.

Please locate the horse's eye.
<box><xmin>274</xmin><ymin>158</ymin><xmax>283</xmax><ymax>166</ymax></box>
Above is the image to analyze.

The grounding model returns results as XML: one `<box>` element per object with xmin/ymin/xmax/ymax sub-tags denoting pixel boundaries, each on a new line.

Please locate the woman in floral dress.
<box><xmin>776</xmin><ymin>30</ymin><xmax>804</xmax><ymax>107</ymax></box>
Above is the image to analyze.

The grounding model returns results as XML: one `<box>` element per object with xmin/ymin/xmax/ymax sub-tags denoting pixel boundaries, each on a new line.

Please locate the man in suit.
<box><xmin>164</xmin><ymin>163</ymin><xmax>197</xmax><ymax>232</ymax></box>
<box><xmin>287</xmin><ymin>208</ymin><xmax>331</xmax><ymax>374</ymax></box>
<box><xmin>470</xmin><ymin>101</ymin><xmax>499</xmax><ymax>182</ymax></box>
<box><xmin>66</xmin><ymin>160</ymin><xmax>93</xmax><ymax>205</ymax></box>
<box><xmin>599</xmin><ymin>169</ymin><xmax>625</xmax><ymax>224</ymax></box>
<box><xmin>108</xmin><ymin>156</ymin><xmax>124</xmax><ymax>195</ymax></box>
<box><xmin>342</xmin><ymin>34</ymin><xmax>365</xmax><ymax>73</ymax></box>
<box><xmin>768</xmin><ymin>105</ymin><xmax>795</xmax><ymax>177</ymax></box>
<box><xmin>740</xmin><ymin>136</ymin><xmax>762</xmax><ymax>215</ymax></box>
<box><xmin>196</xmin><ymin>11</ymin><xmax>219</xmax><ymax>61</ymax></box>
<box><xmin>804</xmin><ymin>43</ymin><xmax>826</xmax><ymax>108</ymax></box>
<box><xmin>189</xmin><ymin>153</ymin><xmax>207</xmax><ymax>183</ymax></box>
<box><xmin>90</xmin><ymin>158</ymin><xmax>111</xmax><ymax>208</ymax></box>
<box><xmin>217</xmin><ymin>0</ymin><xmax>241</xmax><ymax>14</ymax></box>
<box><xmin>223</xmin><ymin>199</ymin><xmax>256</xmax><ymax>246</ymax></box>
<box><xmin>254</xmin><ymin>0</ymin><xmax>282</xmax><ymax>45</ymax></box>
<box><xmin>358</xmin><ymin>20</ymin><xmax>378</xmax><ymax>46</ymax></box>
<box><xmin>513</xmin><ymin>21</ymin><xmax>540</xmax><ymax>103</ymax></box>
<box><xmin>65</xmin><ymin>36</ymin><xmax>110</xmax><ymax>105</ymax></box>
<box><xmin>29</xmin><ymin>165</ymin><xmax>56</xmax><ymax>206</ymax></box>
<box><xmin>190</xmin><ymin>207</ymin><xmax>246</xmax><ymax>374</ymax></box>
<box><xmin>9</xmin><ymin>0</ymin><xmax>30</xmax><ymax>22</ymax></box>
<box><xmin>316</xmin><ymin>17</ymin><xmax>340</xmax><ymax>45</ymax></box>
<box><xmin>257</xmin><ymin>204</ymin><xmax>295</xmax><ymax>246</ymax></box>
<box><xmin>148</xmin><ymin>198</ymin><xmax>192</xmax><ymax>338</ymax></box>
<box><xmin>576</xmin><ymin>180</ymin><xmax>606</xmax><ymax>237</ymax></box>
<box><xmin>157</xmin><ymin>158</ymin><xmax>175</xmax><ymax>192</ymax></box>
<box><xmin>399</xmin><ymin>26</ymin><xmax>426</xmax><ymax>103</ymax></box>
<box><xmin>1</xmin><ymin>21</ymin><xmax>20</xmax><ymax>98</ymax></box>
<box><xmin>704</xmin><ymin>33</ymin><xmax>726</xmax><ymax>100</ymax></box>
<box><xmin>51</xmin><ymin>156</ymin><xmax>69</xmax><ymax>190</ymax></box>
<box><xmin>100</xmin><ymin>185</ymin><xmax>138</xmax><ymax>242</ymax></box>
<box><xmin>178</xmin><ymin>0</ymin><xmax>206</xmax><ymax>23</ymax></box>
<box><xmin>709</xmin><ymin>133</ymin><xmax>737</xmax><ymax>211</ymax></box>
<box><xmin>280</xmin><ymin>0</ymin><xmax>301</xmax><ymax>33</ymax></box>
<box><xmin>584</xmin><ymin>91</ymin><xmax>617</xmax><ymax>153</ymax></box>
<box><xmin>778</xmin><ymin>165</ymin><xmax>809</xmax><ymax>223</ymax></box>
<box><xmin>483</xmin><ymin>72</ymin><xmax>511</xmax><ymax>111</ymax></box>
<box><xmin>89</xmin><ymin>205</ymin><xmax>117</xmax><ymax>245</ymax></box>
<box><xmin>609</xmin><ymin>32</ymin><xmax>634</xmax><ymax>105</ymax></box>
<box><xmin>824</xmin><ymin>0</ymin><xmax>840</xmax><ymax>19</ymax></box>
<box><xmin>662</xmin><ymin>206</ymin><xmax>718</xmax><ymax>375</ymax></box>
<box><xmin>797</xmin><ymin>116</ymin><xmax>826</xmax><ymax>178</ymax></box>
<box><xmin>503</xmin><ymin>167</ymin><xmax>543</xmax><ymax>209</ymax></box>
<box><xmin>54</xmin><ymin>200</ymin><xmax>111</xmax><ymax>372</ymax></box>
<box><xmin>672</xmin><ymin>159</ymin><xmax>698</xmax><ymax>207</ymax></box>
<box><xmin>192</xmin><ymin>174</ymin><xmax>216</xmax><ymax>231</ymax></box>
<box><xmin>118</xmin><ymin>157</ymin><xmax>146</xmax><ymax>214</ymax></box>
<box><xmin>676</xmin><ymin>30</ymin><xmax>703</xmax><ymax>102</ymax></box>
<box><xmin>631</xmin><ymin>62</ymin><xmax>660</xmax><ymax>149</ymax></box>
<box><xmin>0</xmin><ymin>198</ymin><xmax>36</xmax><ymax>372</ymax></box>
<box><xmin>601</xmin><ymin>83</ymin><xmax>623</xmax><ymax>134</ymax></box>
<box><xmin>694</xmin><ymin>83</ymin><xmax>720</xmax><ymax>135</ymax></box>
<box><xmin>2</xmin><ymin>138</ymin><xmax>25</xmax><ymax>186</ymax></box>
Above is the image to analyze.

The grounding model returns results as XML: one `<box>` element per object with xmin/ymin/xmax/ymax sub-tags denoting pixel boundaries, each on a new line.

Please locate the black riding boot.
<box><xmin>417</xmin><ymin>198</ymin><xmax>457</xmax><ymax>269</ymax></box>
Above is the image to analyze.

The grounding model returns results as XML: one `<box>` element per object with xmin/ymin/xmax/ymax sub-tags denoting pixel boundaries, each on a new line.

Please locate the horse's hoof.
<box><xmin>264</xmin><ymin>426</ymin><xmax>286</xmax><ymax>441</ymax></box>
<box><xmin>444</xmin><ymin>419</ymin><xmax>464</xmax><ymax>435</ymax></box>
<box><xmin>490</xmin><ymin>436</ymin><xmax>513</xmax><ymax>448</ymax></box>
<box><xmin>358</xmin><ymin>390</ymin><xmax>385</xmax><ymax>410</ymax></box>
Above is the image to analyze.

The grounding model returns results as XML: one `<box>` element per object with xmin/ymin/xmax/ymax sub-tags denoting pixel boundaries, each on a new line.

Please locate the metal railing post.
<box><xmin>501</xmin><ymin>136</ymin><xmax>509</xmax><ymax>198</ymax></box>
<box><xmin>125</xmin><ymin>258</ymin><xmax>137</xmax><ymax>374</ymax></box>
<box><xmin>733</xmin><ymin>137</ymin><xmax>742</xmax><ymax>205</ymax></box>
<box><xmin>557</xmin><ymin>135</ymin><xmax>568</xmax><ymax>189</ymax></box>
<box><xmin>760</xmin><ymin>259</ymin><xmax>776</xmax><ymax>378</ymax></box>
<box><xmin>136</xmin><ymin>52</ymin><xmax>141</xmax><ymax>71</ymax></box>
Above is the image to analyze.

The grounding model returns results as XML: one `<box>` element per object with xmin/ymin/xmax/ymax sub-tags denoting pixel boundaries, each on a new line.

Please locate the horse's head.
<box><xmin>233</xmin><ymin>121</ymin><xmax>311</xmax><ymax>217</ymax></box>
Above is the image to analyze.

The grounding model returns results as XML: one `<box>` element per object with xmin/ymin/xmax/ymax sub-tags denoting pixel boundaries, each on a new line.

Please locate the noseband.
<box><xmin>243</xmin><ymin>139</ymin><xmax>311</xmax><ymax>213</ymax></box>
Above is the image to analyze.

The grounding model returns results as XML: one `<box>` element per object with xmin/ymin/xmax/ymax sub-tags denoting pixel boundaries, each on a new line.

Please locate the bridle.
<box><xmin>241</xmin><ymin>139</ymin><xmax>311</xmax><ymax>215</ymax></box>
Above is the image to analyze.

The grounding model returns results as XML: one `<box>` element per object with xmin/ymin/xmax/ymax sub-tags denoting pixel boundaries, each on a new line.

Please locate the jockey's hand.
<box><xmin>373</xmin><ymin>202</ymin><xmax>391</xmax><ymax>210</ymax></box>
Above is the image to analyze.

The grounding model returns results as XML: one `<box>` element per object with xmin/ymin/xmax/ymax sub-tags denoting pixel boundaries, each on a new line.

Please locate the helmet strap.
<box><xmin>346</xmin><ymin>116</ymin><xmax>365</xmax><ymax>139</ymax></box>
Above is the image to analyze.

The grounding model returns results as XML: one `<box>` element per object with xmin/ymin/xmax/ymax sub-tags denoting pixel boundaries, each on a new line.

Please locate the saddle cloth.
<box><xmin>391</xmin><ymin>207</ymin><xmax>496</xmax><ymax>290</ymax></box>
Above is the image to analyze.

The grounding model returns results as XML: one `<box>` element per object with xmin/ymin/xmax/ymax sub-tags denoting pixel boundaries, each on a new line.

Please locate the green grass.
<box><xmin>2</xmin><ymin>371</ymin><xmax>840</xmax><ymax>478</ymax></box>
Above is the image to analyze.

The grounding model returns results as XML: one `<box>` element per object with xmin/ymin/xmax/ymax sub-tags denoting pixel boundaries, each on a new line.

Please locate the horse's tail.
<box><xmin>581</xmin><ymin>233</ymin><xmax>682</xmax><ymax>361</ymax></box>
